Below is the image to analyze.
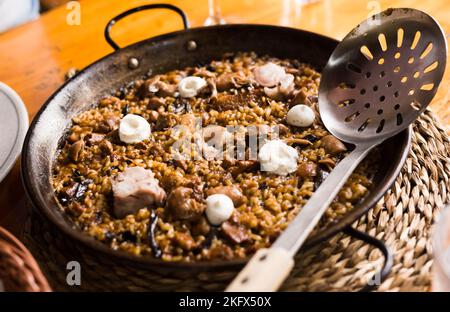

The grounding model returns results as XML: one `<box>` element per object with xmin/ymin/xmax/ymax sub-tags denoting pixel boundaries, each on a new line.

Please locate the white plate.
<box><xmin>0</xmin><ymin>82</ymin><xmax>29</xmax><ymax>183</ymax></box>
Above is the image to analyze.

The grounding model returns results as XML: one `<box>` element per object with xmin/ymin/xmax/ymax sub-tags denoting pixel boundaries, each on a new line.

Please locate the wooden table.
<box><xmin>0</xmin><ymin>0</ymin><xmax>449</xmax><ymax>236</ymax></box>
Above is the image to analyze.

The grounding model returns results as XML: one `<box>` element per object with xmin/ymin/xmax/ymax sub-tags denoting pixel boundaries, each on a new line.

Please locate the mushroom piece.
<box><xmin>166</xmin><ymin>187</ymin><xmax>206</xmax><ymax>221</ymax></box>
<box><xmin>141</xmin><ymin>76</ymin><xmax>178</xmax><ymax>98</ymax></box>
<box><xmin>154</xmin><ymin>81</ymin><xmax>178</xmax><ymax>97</ymax></box>
<box><xmin>296</xmin><ymin>162</ymin><xmax>317</xmax><ymax>180</ymax></box>
<box><xmin>206</xmin><ymin>185</ymin><xmax>245</xmax><ymax>207</ymax></box>
<box><xmin>216</xmin><ymin>72</ymin><xmax>250</xmax><ymax>91</ymax></box>
<box><xmin>112</xmin><ymin>167</ymin><xmax>166</xmax><ymax>219</ymax></box>
<box><xmin>147</xmin><ymin>97</ymin><xmax>166</xmax><ymax>110</ymax></box>
<box><xmin>197</xmin><ymin>78</ymin><xmax>218</xmax><ymax>98</ymax></box>
<box><xmin>160</xmin><ymin>171</ymin><xmax>187</xmax><ymax>192</ymax></box>
<box><xmin>321</xmin><ymin>135</ymin><xmax>347</xmax><ymax>155</ymax></box>
<box><xmin>99</xmin><ymin>139</ymin><xmax>114</xmax><ymax>156</ymax></box>
<box><xmin>96</xmin><ymin>114</ymin><xmax>120</xmax><ymax>133</ymax></box>
<box><xmin>86</xmin><ymin>133</ymin><xmax>105</xmax><ymax>146</ymax></box>
<box><xmin>68</xmin><ymin>140</ymin><xmax>84</xmax><ymax>162</ymax></box>
<box><xmin>142</xmin><ymin>76</ymin><xmax>161</xmax><ymax>95</ymax></box>
<box><xmin>222</xmin><ymin>157</ymin><xmax>258</xmax><ymax>178</ymax></box>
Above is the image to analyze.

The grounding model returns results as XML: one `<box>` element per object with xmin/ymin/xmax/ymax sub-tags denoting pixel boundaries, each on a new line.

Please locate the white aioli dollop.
<box><xmin>205</xmin><ymin>194</ymin><xmax>235</xmax><ymax>225</ymax></box>
<box><xmin>258</xmin><ymin>139</ymin><xmax>299</xmax><ymax>176</ymax></box>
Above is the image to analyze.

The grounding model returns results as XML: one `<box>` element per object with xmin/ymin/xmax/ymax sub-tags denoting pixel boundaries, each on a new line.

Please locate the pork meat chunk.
<box><xmin>112</xmin><ymin>167</ymin><xmax>166</xmax><ymax>218</ymax></box>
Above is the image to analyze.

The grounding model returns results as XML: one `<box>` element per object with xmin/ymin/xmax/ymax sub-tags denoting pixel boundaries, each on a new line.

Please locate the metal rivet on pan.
<box><xmin>186</xmin><ymin>40</ymin><xmax>197</xmax><ymax>51</ymax></box>
<box><xmin>128</xmin><ymin>57</ymin><xmax>139</xmax><ymax>69</ymax></box>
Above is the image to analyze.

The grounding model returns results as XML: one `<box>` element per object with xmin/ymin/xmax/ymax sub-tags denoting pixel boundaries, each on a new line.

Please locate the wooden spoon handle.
<box><xmin>225</xmin><ymin>248</ymin><xmax>294</xmax><ymax>292</ymax></box>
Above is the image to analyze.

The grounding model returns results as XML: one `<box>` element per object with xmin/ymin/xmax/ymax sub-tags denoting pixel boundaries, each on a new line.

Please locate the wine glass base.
<box><xmin>204</xmin><ymin>16</ymin><xmax>226</xmax><ymax>26</ymax></box>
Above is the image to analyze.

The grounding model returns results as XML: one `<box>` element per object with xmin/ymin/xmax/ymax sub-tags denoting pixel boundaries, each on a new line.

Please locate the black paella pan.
<box><xmin>21</xmin><ymin>4</ymin><xmax>410</xmax><ymax>291</ymax></box>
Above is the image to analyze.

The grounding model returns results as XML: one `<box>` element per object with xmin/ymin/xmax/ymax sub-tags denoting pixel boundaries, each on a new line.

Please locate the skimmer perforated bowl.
<box><xmin>319</xmin><ymin>7</ymin><xmax>447</xmax><ymax>143</ymax></box>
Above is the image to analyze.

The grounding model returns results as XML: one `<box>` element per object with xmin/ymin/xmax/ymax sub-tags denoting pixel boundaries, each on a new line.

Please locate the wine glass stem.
<box><xmin>205</xmin><ymin>0</ymin><xmax>225</xmax><ymax>25</ymax></box>
<box><xmin>208</xmin><ymin>0</ymin><xmax>220</xmax><ymax>17</ymax></box>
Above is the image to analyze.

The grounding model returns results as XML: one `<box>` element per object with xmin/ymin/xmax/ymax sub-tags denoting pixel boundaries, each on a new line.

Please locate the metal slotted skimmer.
<box><xmin>320</xmin><ymin>8</ymin><xmax>447</xmax><ymax>143</ymax></box>
<box><xmin>227</xmin><ymin>8</ymin><xmax>447</xmax><ymax>292</ymax></box>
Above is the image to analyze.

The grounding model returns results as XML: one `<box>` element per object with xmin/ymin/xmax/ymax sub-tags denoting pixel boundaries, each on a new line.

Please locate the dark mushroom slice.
<box><xmin>222</xmin><ymin>157</ymin><xmax>258</xmax><ymax>178</ymax></box>
<box><xmin>147</xmin><ymin>97</ymin><xmax>166</xmax><ymax>110</ymax></box>
<box><xmin>68</xmin><ymin>140</ymin><xmax>84</xmax><ymax>162</ymax></box>
<box><xmin>57</xmin><ymin>181</ymin><xmax>80</xmax><ymax>205</ymax></box>
<box><xmin>99</xmin><ymin>140</ymin><xmax>114</xmax><ymax>156</ymax></box>
<box><xmin>120</xmin><ymin>231</ymin><xmax>137</xmax><ymax>243</ymax></box>
<box><xmin>154</xmin><ymin>81</ymin><xmax>177</xmax><ymax>97</ymax></box>
<box><xmin>284</xmin><ymin>138</ymin><xmax>312</xmax><ymax>146</ymax></box>
<box><xmin>96</xmin><ymin>114</ymin><xmax>120</xmax><ymax>133</ymax></box>
<box><xmin>86</xmin><ymin>133</ymin><xmax>105</xmax><ymax>146</ymax></box>
<box><xmin>289</xmin><ymin>89</ymin><xmax>310</xmax><ymax>107</ymax></box>
<box><xmin>321</xmin><ymin>135</ymin><xmax>347</xmax><ymax>155</ymax></box>
<box><xmin>206</xmin><ymin>185</ymin><xmax>245</xmax><ymax>207</ymax></box>
<box><xmin>303</xmin><ymin>134</ymin><xmax>318</xmax><ymax>143</ymax></box>
<box><xmin>216</xmin><ymin>72</ymin><xmax>251</xmax><ymax>91</ymax></box>
<box><xmin>297</xmin><ymin>162</ymin><xmax>317</xmax><ymax>180</ymax></box>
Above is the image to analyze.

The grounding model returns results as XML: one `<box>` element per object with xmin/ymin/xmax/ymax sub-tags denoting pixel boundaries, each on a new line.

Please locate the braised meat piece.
<box><xmin>112</xmin><ymin>167</ymin><xmax>166</xmax><ymax>219</ymax></box>
<box><xmin>220</xmin><ymin>221</ymin><xmax>249</xmax><ymax>244</ymax></box>
<box><xmin>166</xmin><ymin>186</ymin><xmax>206</xmax><ymax>221</ymax></box>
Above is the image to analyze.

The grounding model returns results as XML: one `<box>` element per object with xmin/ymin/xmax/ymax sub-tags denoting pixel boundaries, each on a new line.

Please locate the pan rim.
<box><xmin>21</xmin><ymin>24</ymin><xmax>411</xmax><ymax>269</ymax></box>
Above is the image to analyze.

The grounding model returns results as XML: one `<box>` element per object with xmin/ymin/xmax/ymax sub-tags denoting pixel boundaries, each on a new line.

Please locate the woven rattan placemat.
<box><xmin>280</xmin><ymin>109</ymin><xmax>449</xmax><ymax>291</ymax></box>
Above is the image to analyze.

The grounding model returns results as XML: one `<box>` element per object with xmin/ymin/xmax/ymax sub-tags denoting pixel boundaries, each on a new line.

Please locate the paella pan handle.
<box><xmin>343</xmin><ymin>226</ymin><xmax>393</xmax><ymax>292</ymax></box>
<box><xmin>104</xmin><ymin>4</ymin><xmax>190</xmax><ymax>50</ymax></box>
